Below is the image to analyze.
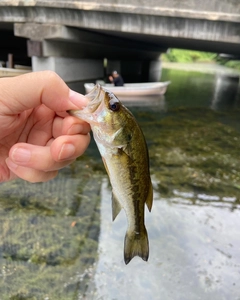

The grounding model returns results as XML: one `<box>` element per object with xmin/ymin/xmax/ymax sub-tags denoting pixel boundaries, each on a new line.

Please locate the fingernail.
<box><xmin>12</xmin><ymin>148</ymin><xmax>31</xmax><ymax>163</ymax></box>
<box><xmin>6</xmin><ymin>158</ymin><xmax>18</xmax><ymax>170</ymax></box>
<box><xmin>69</xmin><ymin>89</ymin><xmax>88</xmax><ymax>108</ymax></box>
<box><xmin>59</xmin><ymin>143</ymin><xmax>75</xmax><ymax>160</ymax></box>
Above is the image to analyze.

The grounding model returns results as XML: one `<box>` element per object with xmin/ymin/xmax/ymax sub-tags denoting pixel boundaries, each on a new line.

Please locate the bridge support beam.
<box><xmin>14</xmin><ymin>23</ymin><xmax>107</xmax><ymax>92</ymax></box>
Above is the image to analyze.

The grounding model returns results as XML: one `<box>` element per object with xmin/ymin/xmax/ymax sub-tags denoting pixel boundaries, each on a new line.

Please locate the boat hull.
<box><xmin>84</xmin><ymin>81</ymin><xmax>171</xmax><ymax>98</ymax></box>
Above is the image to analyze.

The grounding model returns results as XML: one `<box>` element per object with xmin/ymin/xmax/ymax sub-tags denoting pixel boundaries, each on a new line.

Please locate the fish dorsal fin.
<box><xmin>145</xmin><ymin>180</ymin><xmax>153</xmax><ymax>212</ymax></box>
<box><xmin>112</xmin><ymin>191</ymin><xmax>122</xmax><ymax>221</ymax></box>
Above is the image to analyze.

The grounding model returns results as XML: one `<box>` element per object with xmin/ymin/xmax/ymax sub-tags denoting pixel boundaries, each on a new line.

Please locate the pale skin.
<box><xmin>0</xmin><ymin>71</ymin><xmax>91</xmax><ymax>182</ymax></box>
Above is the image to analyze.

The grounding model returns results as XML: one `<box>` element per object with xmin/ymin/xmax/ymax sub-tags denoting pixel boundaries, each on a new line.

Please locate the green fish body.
<box><xmin>69</xmin><ymin>85</ymin><xmax>153</xmax><ymax>264</ymax></box>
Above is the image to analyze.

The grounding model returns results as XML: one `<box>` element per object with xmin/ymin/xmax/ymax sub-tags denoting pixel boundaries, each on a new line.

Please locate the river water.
<box><xmin>0</xmin><ymin>67</ymin><xmax>240</xmax><ymax>299</ymax></box>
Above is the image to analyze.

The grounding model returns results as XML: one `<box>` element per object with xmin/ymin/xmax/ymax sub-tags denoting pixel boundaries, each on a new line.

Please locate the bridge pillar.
<box><xmin>107</xmin><ymin>59</ymin><xmax>162</xmax><ymax>83</ymax></box>
<box><xmin>148</xmin><ymin>60</ymin><xmax>162</xmax><ymax>82</ymax></box>
<box><xmin>211</xmin><ymin>74</ymin><xmax>240</xmax><ymax>110</ymax></box>
<box><xmin>32</xmin><ymin>56</ymin><xmax>103</xmax><ymax>92</ymax></box>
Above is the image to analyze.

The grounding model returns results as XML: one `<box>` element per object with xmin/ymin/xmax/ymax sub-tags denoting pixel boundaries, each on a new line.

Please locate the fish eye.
<box><xmin>109</xmin><ymin>99</ymin><xmax>120</xmax><ymax>112</ymax></box>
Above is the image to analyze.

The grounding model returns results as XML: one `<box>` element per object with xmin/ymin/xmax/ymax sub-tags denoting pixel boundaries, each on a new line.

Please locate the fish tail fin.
<box><xmin>124</xmin><ymin>226</ymin><xmax>149</xmax><ymax>265</ymax></box>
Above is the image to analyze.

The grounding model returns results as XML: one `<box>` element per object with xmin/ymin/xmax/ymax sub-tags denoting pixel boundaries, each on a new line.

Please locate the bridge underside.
<box><xmin>98</xmin><ymin>29</ymin><xmax>240</xmax><ymax>56</ymax></box>
<box><xmin>0</xmin><ymin>5</ymin><xmax>239</xmax><ymax>54</ymax></box>
<box><xmin>0</xmin><ymin>4</ymin><xmax>239</xmax><ymax>87</ymax></box>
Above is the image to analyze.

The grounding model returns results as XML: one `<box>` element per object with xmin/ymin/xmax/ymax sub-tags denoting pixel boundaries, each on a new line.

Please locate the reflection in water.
<box><xmin>172</xmin><ymin>189</ymin><xmax>240</xmax><ymax>211</ymax></box>
<box><xmin>211</xmin><ymin>74</ymin><xmax>240</xmax><ymax>110</ymax></box>
<box><xmin>85</xmin><ymin>178</ymin><xmax>240</xmax><ymax>300</ymax></box>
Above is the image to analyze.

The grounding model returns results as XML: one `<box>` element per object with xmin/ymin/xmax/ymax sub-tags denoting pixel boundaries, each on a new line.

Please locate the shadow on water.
<box><xmin>1</xmin><ymin>67</ymin><xmax>240</xmax><ymax>299</ymax></box>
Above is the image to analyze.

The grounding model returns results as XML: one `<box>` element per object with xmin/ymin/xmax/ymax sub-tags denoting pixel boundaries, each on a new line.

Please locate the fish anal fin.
<box><xmin>112</xmin><ymin>192</ymin><xmax>122</xmax><ymax>221</ymax></box>
<box><xmin>145</xmin><ymin>180</ymin><xmax>153</xmax><ymax>212</ymax></box>
<box><xmin>124</xmin><ymin>226</ymin><xmax>149</xmax><ymax>265</ymax></box>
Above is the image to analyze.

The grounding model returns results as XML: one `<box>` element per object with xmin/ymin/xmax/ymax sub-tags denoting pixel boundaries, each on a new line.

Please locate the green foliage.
<box><xmin>225</xmin><ymin>60</ymin><xmax>240</xmax><ymax>70</ymax></box>
<box><xmin>162</xmin><ymin>48</ymin><xmax>240</xmax><ymax>71</ymax></box>
<box><xmin>162</xmin><ymin>49</ymin><xmax>216</xmax><ymax>63</ymax></box>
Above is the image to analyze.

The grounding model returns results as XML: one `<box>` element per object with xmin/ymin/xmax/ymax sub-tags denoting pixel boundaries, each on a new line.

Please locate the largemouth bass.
<box><xmin>68</xmin><ymin>85</ymin><xmax>153</xmax><ymax>264</ymax></box>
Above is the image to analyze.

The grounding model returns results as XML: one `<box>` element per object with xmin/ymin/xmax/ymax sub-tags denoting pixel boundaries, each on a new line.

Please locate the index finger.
<box><xmin>0</xmin><ymin>71</ymin><xmax>88</xmax><ymax>114</ymax></box>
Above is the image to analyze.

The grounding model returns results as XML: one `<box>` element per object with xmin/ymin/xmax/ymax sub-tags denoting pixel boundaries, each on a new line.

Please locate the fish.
<box><xmin>68</xmin><ymin>84</ymin><xmax>153</xmax><ymax>264</ymax></box>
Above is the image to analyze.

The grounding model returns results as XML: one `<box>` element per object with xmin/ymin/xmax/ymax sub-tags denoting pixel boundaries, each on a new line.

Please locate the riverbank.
<box><xmin>162</xmin><ymin>62</ymin><xmax>240</xmax><ymax>77</ymax></box>
<box><xmin>162</xmin><ymin>49</ymin><xmax>240</xmax><ymax>72</ymax></box>
<box><xmin>162</xmin><ymin>61</ymin><xmax>240</xmax><ymax>77</ymax></box>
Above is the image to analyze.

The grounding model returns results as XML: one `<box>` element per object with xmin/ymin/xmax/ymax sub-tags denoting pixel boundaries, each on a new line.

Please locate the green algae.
<box><xmin>134</xmin><ymin>107</ymin><xmax>240</xmax><ymax>205</ymax></box>
<box><xmin>0</xmin><ymin>160</ymin><xmax>103</xmax><ymax>299</ymax></box>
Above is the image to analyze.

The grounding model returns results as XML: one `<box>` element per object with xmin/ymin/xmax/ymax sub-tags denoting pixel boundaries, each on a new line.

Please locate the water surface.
<box><xmin>0</xmin><ymin>67</ymin><xmax>240</xmax><ymax>299</ymax></box>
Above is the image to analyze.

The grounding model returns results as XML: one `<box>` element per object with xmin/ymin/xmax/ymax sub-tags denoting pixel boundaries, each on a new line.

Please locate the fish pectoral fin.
<box><xmin>145</xmin><ymin>180</ymin><xmax>153</xmax><ymax>212</ymax></box>
<box><xmin>120</xmin><ymin>144</ymin><xmax>133</xmax><ymax>160</ymax></box>
<box><xmin>112</xmin><ymin>191</ymin><xmax>122</xmax><ymax>221</ymax></box>
<box><xmin>111</xmin><ymin>127</ymin><xmax>123</xmax><ymax>142</ymax></box>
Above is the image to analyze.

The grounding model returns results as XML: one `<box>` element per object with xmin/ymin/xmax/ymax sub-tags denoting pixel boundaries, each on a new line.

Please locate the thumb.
<box><xmin>0</xmin><ymin>71</ymin><xmax>88</xmax><ymax>114</ymax></box>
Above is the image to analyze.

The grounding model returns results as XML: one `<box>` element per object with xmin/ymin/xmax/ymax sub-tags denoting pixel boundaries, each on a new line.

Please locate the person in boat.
<box><xmin>0</xmin><ymin>71</ymin><xmax>90</xmax><ymax>183</ymax></box>
<box><xmin>108</xmin><ymin>70</ymin><xmax>124</xmax><ymax>86</ymax></box>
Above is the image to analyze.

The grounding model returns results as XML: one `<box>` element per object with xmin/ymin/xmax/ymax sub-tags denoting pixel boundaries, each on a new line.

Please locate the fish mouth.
<box><xmin>85</xmin><ymin>84</ymin><xmax>104</xmax><ymax>113</ymax></box>
<box><xmin>68</xmin><ymin>84</ymin><xmax>105</xmax><ymax>122</ymax></box>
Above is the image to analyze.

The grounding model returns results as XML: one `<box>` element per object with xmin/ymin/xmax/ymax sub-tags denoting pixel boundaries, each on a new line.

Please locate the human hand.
<box><xmin>0</xmin><ymin>71</ymin><xmax>91</xmax><ymax>182</ymax></box>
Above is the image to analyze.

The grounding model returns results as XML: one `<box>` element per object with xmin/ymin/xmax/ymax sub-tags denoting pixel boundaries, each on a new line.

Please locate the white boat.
<box><xmin>84</xmin><ymin>81</ymin><xmax>171</xmax><ymax>98</ymax></box>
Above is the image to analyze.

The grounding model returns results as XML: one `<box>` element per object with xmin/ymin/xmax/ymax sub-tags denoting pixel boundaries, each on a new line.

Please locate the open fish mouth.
<box><xmin>84</xmin><ymin>84</ymin><xmax>105</xmax><ymax>113</ymax></box>
<box><xmin>68</xmin><ymin>84</ymin><xmax>105</xmax><ymax>121</ymax></box>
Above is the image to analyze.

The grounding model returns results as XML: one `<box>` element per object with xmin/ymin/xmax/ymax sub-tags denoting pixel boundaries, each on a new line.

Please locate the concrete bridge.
<box><xmin>0</xmin><ymin>0</ymin><xmax>240</xmax><ymax>89</ymax></box>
